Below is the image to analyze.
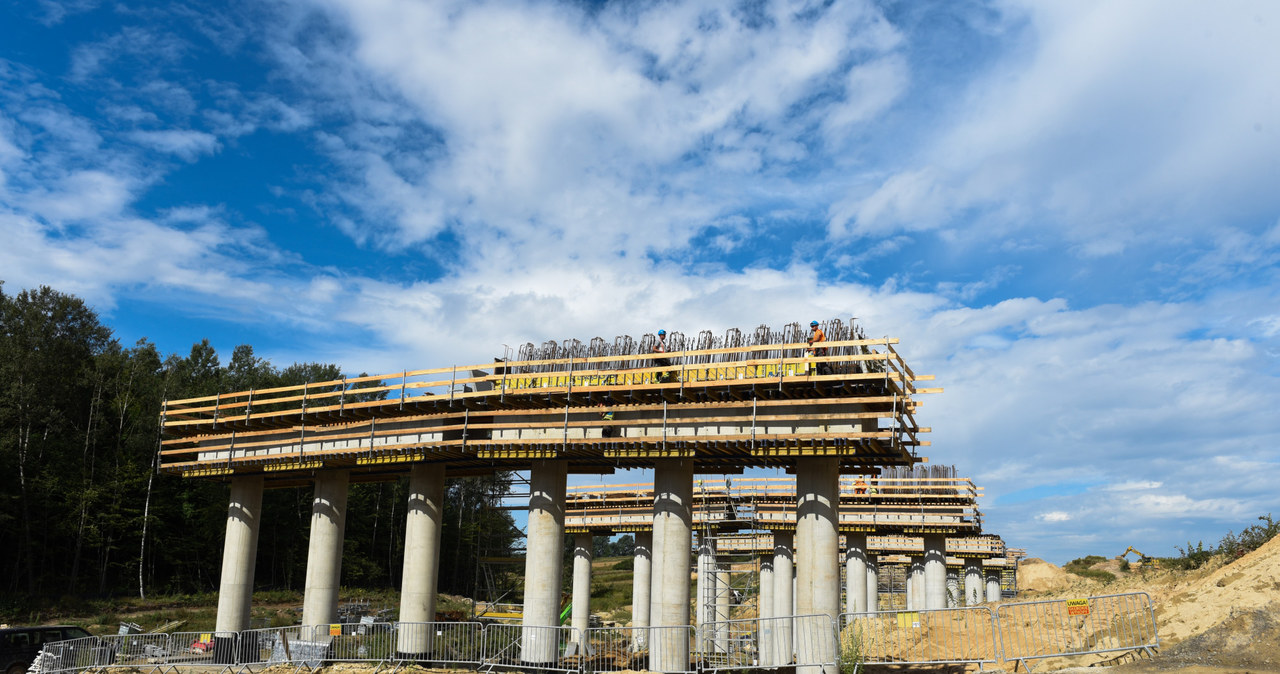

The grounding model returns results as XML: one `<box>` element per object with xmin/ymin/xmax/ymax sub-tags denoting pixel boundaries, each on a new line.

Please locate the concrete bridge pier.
<box><xmin>986</xmin><ymin>569</ymin><xmax>1002</xmax><ymax>603</ymax></box>
<box><xmin>302</xmin><ymin>470</ymin><xmax>350</xmax><ymax>629</ymax></box>
<box><xmin>908</xmin><ymin>557</ymin><xmax>925</xmax><ymax>610</ymax></box>
<box><xmin>796</xmin><ymin>457</ymin><xmax>839</xmax><ymax>674</ymax></box>
<box><xmin>649</xmin><ymin>459</ymin><xmax>693</xmax><ymax>673</ymax></box>
<box><xmin>215</xmin><ymin>475</ymin><xmax>264</xmax><ymax>634</ymax></box>
<box><xmin>397</xmin><ymin>464</ymin><xmax>446</xmax><ymax>656</ymax></box>
<box><xmin>630</xmin><ymin>531</ymin><xmax>652</xmax><ymax>651</ymax></box>
<box><xmin>758</xmin><ymin>554</ymin><xmax>775</xmax><ymax>666</ymax></box>
<box><xmin>520</xmin><ymin>460</ymin><xmax>567</xmax><ymax>664</ymax></box>
<box><xmin>772</xmin><ymin>532</ymin><xmax>795</xmax><ymax>666</ymax></box>
<box><xmin>923</xmin><ymin>533</ymin><xmax>947</xmax><ymax>610</ymax></box>
<box><xmin>570</xmin><ymin>532</ymin><xmax>593</xmax><ymax>652</ymax></box>
<box><xmin>844</xmin><ymin>533</ymin><xmax>868</xmax><ymax>615</ymax></box>
<box><xmin>963</xmin><ymin>559</ymin><xmax>983</xmax><ymax>606</ymax></box>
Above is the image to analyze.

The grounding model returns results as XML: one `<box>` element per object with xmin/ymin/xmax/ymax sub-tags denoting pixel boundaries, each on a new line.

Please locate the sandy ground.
<box><xmin>1008</xmin><ymin>536</ymin><xmax>1280</xmax><ymax>673</ymax></box>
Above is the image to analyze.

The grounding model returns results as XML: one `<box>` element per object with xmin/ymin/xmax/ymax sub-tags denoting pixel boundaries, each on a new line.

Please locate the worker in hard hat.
<box><xmin>654</xmin><ymin>329</ymin><xmax>673</xmax><ymax>382</ymax></box>
<box><xmin>807</xmin><ymin>320</ymin><xmax>830</xmax><ymax>375</ymax></box>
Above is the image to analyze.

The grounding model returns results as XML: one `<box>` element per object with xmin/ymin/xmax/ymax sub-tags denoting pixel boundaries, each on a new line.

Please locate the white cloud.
<box><xmin>127</xmin><ymin>129</ymin><xmax>220</xmax><ymax>160</ymax></box>
<box><xmin>1038</xmin><ymin>511</ymin><xmax>1071</xmax><ymax>523</ymax></box>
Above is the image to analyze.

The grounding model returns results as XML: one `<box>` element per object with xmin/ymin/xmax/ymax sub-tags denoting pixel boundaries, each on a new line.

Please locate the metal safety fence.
<box><xmin>31</xmin><ymin>595</ymin><xmax>1160</xmax><ymax>674</ymax></box>
<box><xmin>841</xmin><ymin>606</ymin><xmax>1000</xmax><ymax>669</ymax></box>
<box><xmin>697</xmin><ymin>614</ymin><xmax>838</xmax><ymax>674</ymax></box>
<box><xmin>996</xmin><ymin>592</ymin><xmax>1159</xmax><ymax>671</ymax></box>
<box><xmin>581</xmin><ymin>626</ymin><xmax>696</xmax><ymax>674</ymax></box>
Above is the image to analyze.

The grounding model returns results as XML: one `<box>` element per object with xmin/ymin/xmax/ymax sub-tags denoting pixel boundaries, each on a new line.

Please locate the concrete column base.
<box><xmin>649</xmin><ymin>460</ymin><xmax>693</xmax><ymax>673</ymax></box>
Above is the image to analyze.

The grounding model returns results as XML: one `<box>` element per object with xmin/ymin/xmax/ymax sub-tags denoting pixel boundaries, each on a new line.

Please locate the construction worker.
<box><xmin>854</xmin><ymin>476</ymin><xmax>868</xmax><ymax>495</ymax></box>
<box><xmin>598</xmin><ymin>403</ymin><xmax>615</xmax><ymax>438</ymax></box>
<box><xmin>807</xmin><ymin>320</ymin><xmax>830</xmax><ymax>375</ymax></box>
<box><xmin>654</xmin><ymin>329</ymin><xmax>672</xmax><ymax>382</ymax></box>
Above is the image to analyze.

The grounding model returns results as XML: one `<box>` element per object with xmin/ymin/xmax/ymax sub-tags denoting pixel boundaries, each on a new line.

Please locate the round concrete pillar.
<box><xmin>649</xmin><ymin>460</ymin><xmax>693</xmax><ymax>673</ymax></box>
<box><xmin>908</xmin><ymin>558</ymin><xmax>925</xmax><ymax>610</ymax></box>
<box><xmin>923</xmin><ymin>534</ymin><xmax>947</xmax><ymax>610</ymax></box>
<box><xmin>696</xmin><ymin>534</ymin><xmax>715</xmax><ymax>650</ymax></box>
<box><xmin>302</xmin><ymin>470</ymin><xmax>350</xmax><ymax>629</ymax></box>
<box><xmin>946</xmin><ymin>570</ymin><xmax>959</xmax><ymax>608</ymax></box>
<box><xmin>758</xmin><ymin>555</ymin><xmax>775</xmax><ymax>666</ymax></box>
<box><xmin>215</xmin><ymin>475</ymin><xmax>264</xmax><ymax>633</ymax></box>
<box><xmin>520</xmin><ymin>460</ymin><xmax>567</xmax><ymax>664</ymax></box>
<box><xmin>772</xmin><ymin>532</ymin><xmax>795</xmax><ymax>666</ymax></box>
<box><xmin>571</xmin><ymin>532</ymin><xmax>593</xmax><ymax>646</ymax></box>
<box><xmin>631</xmin><ymin>531</ymin><xmax>652</xmax><ymax>650</ymax></box>
<box><xmin>986</xmin><ymin>570</ymin><xmax>1001</xmax><ymax>603</ymax></box>
<box><xmin>397</xmin><ymin>464</ymin><xmax>446</xmax><ymax>655</ymax></box>
<box><xmin>844</xmin><ymin>533</ymin><xmax>868</xmax><ymax>615</ymax></box>
<box><xmin>964</xmin><ymin>559</ymin><xmax>983</xmax><ymax>606</ymax></box>
<box><xmin>796</xmin><ymin>457</ymin><xmax>840</xmax><ymax>674</ymax></box>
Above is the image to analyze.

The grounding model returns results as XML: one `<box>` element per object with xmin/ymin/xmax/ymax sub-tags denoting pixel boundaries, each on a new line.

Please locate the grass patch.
<box><xmin>1063</xmin><ymin>556</ymin><xmax>1115</xmax><ymax>583</ymax></box>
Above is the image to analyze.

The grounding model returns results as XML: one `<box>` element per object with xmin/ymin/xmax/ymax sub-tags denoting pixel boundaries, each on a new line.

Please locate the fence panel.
<box><xmin>482</xmin><ymin>623</ymin><xmax>581</xmax><ymax>674</ymax></box>
<box><xmin>997</xmin><ymin>592</ymin><xmax>1159</xmax><ymax>669</ymax></box>
<box><xmin>699</xmin><ymin>614</ymin><xmax>837</xmax><ymax>674</ymax></box>
<box><xmin>841</xmin><ymin>606</ymin><xmax>1000</xmax><ymax>668</ymax></box>
<box><xmin>582</xmin><ymin>626</ymin><xmax>695</xmax><ymax>674</ymax></box>
<box><xmin>36</xmin><ymin>636</ymin><xmax>106</xmax><ymax>674</ymax></box>
<box><xmin>164</xmin><ymin>631</ymin><xmax>238</xmax><ymax>666</ymax></box>
<box><xmin>95</xmin><ymin>633</ymin><xmax>174</xmax><ymax>668</ymax></box>
<box><xmin>394</xmin><ymin>621</ymin><xmax>485</xmax><ymax>666</ymax></box>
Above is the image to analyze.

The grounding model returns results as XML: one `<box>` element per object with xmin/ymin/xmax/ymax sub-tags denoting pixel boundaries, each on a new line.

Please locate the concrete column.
<box><xmin>923</xmin><ymin>534</ymin><xmax>947</xmax><ymax>610</ymax></box>
<box><xmin>986</xmin><ymin>570</ymin><xmax>1001</xmax><ymax>603</ymax></box>
<box><xmin>758</xmin><ymin>555</ymin><xmax>775</xmax><ymax>666</ymax></box>
<box><xmin>844</xmin><ymin>533</ymin><xmax>868</xmax><ymax>615</ymax></box>
<box><xmin>796</xmin><ymin>457</ymin><xmax>841</xmax><ymax>623</ymax></box>
<box><xmin>397</xmin><ymin>464</ymin><xmax>446</xmax><ymax>656</ymax></box>
<box><xmin>571</xmin><ymin>532</ymin><xmax>593</xmax><ymax>649</ymax></box>
<box><xmin>772</xmin><ymin>532</ymin><xmax>794</xmax><ymax>666</ymax></box>
<box><xmin>796</xmin><ymin>457</ymin><xmax>840</xmax><ymax>674</ymax></box>
<box><xmin>649</xmin><ymin>459</ymin><xmax>693</xmax><ymax>673</ymax></box>
<box><xmin>908</xmin><ymin>558</ymin><xmax>925</xmax><ymax>610</ymax></box>
<box><xmin>215</xmin><ymin>475</ymin><xmax>264</xmax><ymax>633</ymax></box>
<box><xmin>945</xmin><ymin>570</ymin><xmax>959</xmax><ymax>608</ymax></box>
<box><xmin>865</xmin><ymin>556</ymin><xmax>879</xmax><ymax>612</ymax></box>
<box><xmin>302</xmin><ymin>470</ymin><xmax>349</xmax><ymax>628</ymax></box>
<box><xmin>520</xmin><ymin>460</ymin><xmax>567</xmax><ymax>664</ymax></box>
<box><xmin>963</xmin><ymin>559</ymin><xmax>983</xmax><ymax>606</ymax></box>
<box><xmin>631</xmin><ymin>531</ymin><xmax>652</xmax><ymax>650</ymax></box>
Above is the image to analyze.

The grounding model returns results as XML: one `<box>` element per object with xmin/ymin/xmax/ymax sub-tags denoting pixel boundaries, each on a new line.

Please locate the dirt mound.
<box><xmin>1016</xmin><ymin>558</ymin><xmax>1074</xmax><ymax>593</ymax></box>
<box><xmin>1153</xmin><ymin>534</ymin><xmax>1280</xmax><ymax>646</ymax></box>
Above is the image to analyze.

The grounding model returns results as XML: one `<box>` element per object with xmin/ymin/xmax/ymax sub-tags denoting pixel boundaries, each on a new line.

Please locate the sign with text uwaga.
<box><xmin>1066</xmin><ymin>598</ymin><xmax>1090</xmax><ymax>616</ymax></box>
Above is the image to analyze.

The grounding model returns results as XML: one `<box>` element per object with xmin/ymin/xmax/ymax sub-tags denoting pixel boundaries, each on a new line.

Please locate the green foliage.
<box><xmin>838</xmin><ymin>629</ymin><xmax>864</xmax><ymax>674</ymax></box>
<box><xmin>0</xmin><ymin>282</ymin><xmax>518</xmax><ymax>615</ymax></box>
<box><xmin>1063</xmin><ymin>556</ymin><xmax>1115</xmax><ymax>582</ymax></box>
<box><xmin>1118</xmin><ymin>558</ymin><xmax>1130</xmax><ymax>572</ymax></box>
<box><xmin>1169</xmin><ymin>541</ymin><xmax>1215</xmax><ymax>570</ymax></box>
<box><xmin>611</xmin><ymin>558</ymin><xmax>634</xmax><ymax>571</ymax></box>
<box><xmin>1217</xmin><ymin>514</ymin><xmax>1279</xmax><ymax>561</ymax></box>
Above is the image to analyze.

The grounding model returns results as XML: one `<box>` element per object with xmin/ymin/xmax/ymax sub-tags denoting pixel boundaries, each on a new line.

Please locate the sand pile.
<box><xmin>1016</xmin><ymin>558</ymin><xmax>1074</xmax><ymax>593</ymax></box>
<box><xmin>1151</xmin><ymin>533</ymin><xmax>1280</xmax><ymax>645</ymax></box>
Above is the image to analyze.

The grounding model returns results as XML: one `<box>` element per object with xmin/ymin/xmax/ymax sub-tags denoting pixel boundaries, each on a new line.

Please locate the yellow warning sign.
<box><xmin>1066</xmin><ymin>598</ymin><xmax>1090</xmax><ymax>616</ymax></box>
<box><xmin>329</xmin><ymin>624</ymin><xmax>342</xmax><ymax>636</ymax></box>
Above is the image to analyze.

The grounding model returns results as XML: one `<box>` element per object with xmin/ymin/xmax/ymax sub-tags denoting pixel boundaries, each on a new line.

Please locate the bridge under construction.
<box><xmin>160</xmin><ymin>318</ymin><xmax>950</xmax><ymax>671</ymax></box>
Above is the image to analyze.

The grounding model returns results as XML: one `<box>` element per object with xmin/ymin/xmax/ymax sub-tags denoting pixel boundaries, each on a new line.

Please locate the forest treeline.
<box><xmin>0</xmin><ymin>283</ymin><xmax>519</xmax><ymax>607</ymax></box>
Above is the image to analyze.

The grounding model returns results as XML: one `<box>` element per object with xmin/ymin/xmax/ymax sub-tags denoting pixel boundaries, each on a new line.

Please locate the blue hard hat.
<box><xmin>810</xmin><ymin>320</ymin><xmax>819</xmax><ymax>327</ymax></box>
<box><xmin>658</xmin><ymin>329</ymin><xmax>666</xmax><ymax>336</ymax></box>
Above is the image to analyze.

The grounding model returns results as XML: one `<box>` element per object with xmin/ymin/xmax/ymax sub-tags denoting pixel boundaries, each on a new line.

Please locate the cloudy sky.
<box><xmin>2</xmin><ymin>0</ymin><xmax>1278</xmax><ymax>565</ymax></box>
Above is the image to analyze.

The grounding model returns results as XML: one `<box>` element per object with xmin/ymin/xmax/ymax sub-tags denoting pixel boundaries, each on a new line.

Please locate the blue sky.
<box><xmin>2</xmin><ymin>0</ymin><xmax>1278</xmax><ymax>565</ymax></box>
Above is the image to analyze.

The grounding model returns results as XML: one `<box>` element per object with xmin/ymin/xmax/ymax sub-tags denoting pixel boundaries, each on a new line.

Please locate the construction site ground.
<box><xmin>26</xmin><ymin>538</ymin><xmax>1280</xmax><ymax>674</ymax></box>
<box><xmin>1005</xmin><ymin>533</ymin><xmax>1280</xmax><ymax>673</ymax></box>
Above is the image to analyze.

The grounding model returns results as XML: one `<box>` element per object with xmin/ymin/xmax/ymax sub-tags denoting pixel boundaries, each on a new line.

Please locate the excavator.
<box><xmin>1118</xmin><ymin>546</ymin><xmax>1158</xmax><ymax>572</ymax></box>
